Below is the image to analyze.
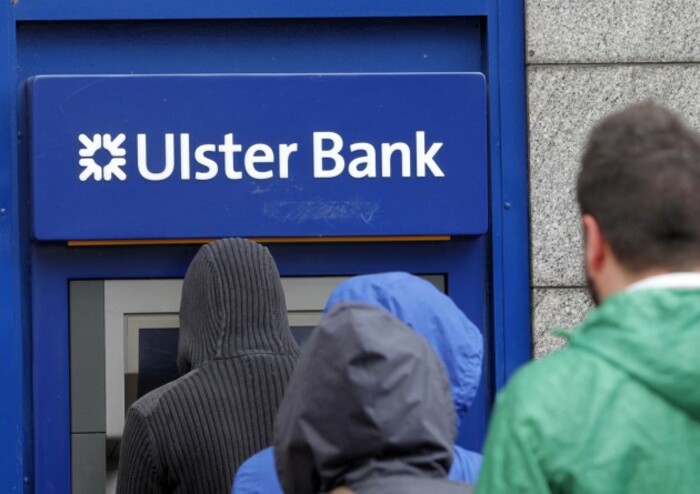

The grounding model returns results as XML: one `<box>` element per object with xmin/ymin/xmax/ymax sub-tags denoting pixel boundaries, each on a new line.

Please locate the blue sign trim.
<box><xmin>15</xmin><ymin>0</ymin><xmax>487</xmax><ymax>21</ymax></box>
<box><xmin>30</xmin><ymin>73</ymin><xmax>488</xmax><ymax>240</ymax></box>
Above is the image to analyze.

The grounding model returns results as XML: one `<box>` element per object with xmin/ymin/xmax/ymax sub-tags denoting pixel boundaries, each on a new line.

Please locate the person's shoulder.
<box><xmin>128</xmin><ymin>368</ymin><xmax>202</xmax><ymax>419</ymax></box>
<box><xmin>496</xmin><ymin>345</ymin><xmax>604</xmax><ymax>421</ymax></box>
<box><xmin>233</xmin><ymin>447</ymin><xmax>281</xmax><ymax>494</ymax></box>
<box><xmin>450</xmin><ymin>445</ymin><xmax>481</xmax><ymax>484</ymax></box>
<box><xmin>504</xmin><ymin>346</ymin><xmax>582</xmax><ymax>391</ymax></box>
<box><xmin>235</xmin><ymin>447</ymin><xmax>275</xmax><ymax>480</ymax></box>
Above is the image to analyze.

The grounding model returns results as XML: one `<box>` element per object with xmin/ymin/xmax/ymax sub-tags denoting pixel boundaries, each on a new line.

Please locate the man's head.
<box><xmin>578</xmin><ymin>101</ymin><xmax>700</xmax><ymax>303</ymax></box>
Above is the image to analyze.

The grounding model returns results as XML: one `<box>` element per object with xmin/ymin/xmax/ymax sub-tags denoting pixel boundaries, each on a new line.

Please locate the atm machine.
<box><xmin>72</xmin><ymin>275</ymin><xmax>445</xmax><ymax>492</ymax></box>
<box><xmin>0</xmin><ymin>1</ymin><xmax>529</xmax><ymax>492</ymax></box>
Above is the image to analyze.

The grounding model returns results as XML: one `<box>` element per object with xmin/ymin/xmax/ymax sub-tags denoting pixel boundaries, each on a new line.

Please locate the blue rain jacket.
<box><xmin>232</xmin><ymin>272</ymin><xmax>484</xmax><ymax>494</ymax></box>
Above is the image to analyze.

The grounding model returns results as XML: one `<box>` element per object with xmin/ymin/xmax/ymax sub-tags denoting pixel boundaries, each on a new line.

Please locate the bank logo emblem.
<box><xmin>78</xmin><ymin>133</ymin><xmax>127</xmax><ymax>181</ymax></box>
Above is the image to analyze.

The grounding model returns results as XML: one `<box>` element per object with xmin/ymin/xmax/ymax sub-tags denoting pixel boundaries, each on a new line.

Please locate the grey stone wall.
<box><xmin>526</xmin><ymin>0</ymin><xmax>700</xmax><ymax>356</ymax></box>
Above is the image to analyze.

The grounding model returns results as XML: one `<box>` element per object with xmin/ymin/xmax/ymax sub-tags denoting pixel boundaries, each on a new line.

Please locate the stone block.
<box><xmin>532</xmin><ymin>288</ymin><xmax>593</xmax><ymax>359</ymax></box>
<box><xmin>527</xmin><ymin>0</ymin><xmax>700</xmax><ymax>64</ymax></box>
<box><xmin>529</xmin><ymin>64</ymin><xmax>700</xmax><ymax>287</ymax></box>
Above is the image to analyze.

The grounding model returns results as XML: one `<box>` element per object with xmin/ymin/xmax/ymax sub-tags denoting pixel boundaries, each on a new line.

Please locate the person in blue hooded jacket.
<box><xmin>232</xmin><ymin>272</ymin><xmax>484</xmax><ymax>494</ymax></box>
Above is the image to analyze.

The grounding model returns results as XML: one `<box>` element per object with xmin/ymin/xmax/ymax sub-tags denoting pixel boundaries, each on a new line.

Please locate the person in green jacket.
<box><xmin>477</xmin><ymin>101</ymin><xmax>700</xmax><ymax>494</ymax></box>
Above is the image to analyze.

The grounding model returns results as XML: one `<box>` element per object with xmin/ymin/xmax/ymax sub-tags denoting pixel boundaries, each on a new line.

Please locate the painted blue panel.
<box><xmin>29</xmin><ymin>73</ymin><xmax>487</xmax><ymax>240</ymax></box>
<box><xmin>497</xmin><ymin>0</ymin><xmax>531</xmax><ymax>379</ymax></box>
<box><xmin>0</xmin><ymin>4</ymin><xmax>30</xmax><ymax>493</ymax></box>
<box><xmin>17</xmin><ymin>19</ymin><xmax>483</xmax><ymax>77</ymax></box>
<box><xmin>486</xmin><ymin>0</ymin><xmax>531</xmax><ymax>388</ymax></box>
<box><xmin>14</xmin><ymin>0</ymin><xmax>487</xmax><ymax>21</ymax></box>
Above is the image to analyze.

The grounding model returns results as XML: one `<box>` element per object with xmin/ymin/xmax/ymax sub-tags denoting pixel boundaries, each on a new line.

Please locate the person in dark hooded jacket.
<box><xmin>274</xmin><ymin>302</ymin><xmax>474</xmax><ymax>494</ymax></box>
<box><xmin>323</xmin><ymin>272</ymin><xmax>483</xmax><ymax>480</ymax></box>
<box><xmin>233</xmin><ymin>272</ymin><xmax>482</xmax><ymax>494</ymax></box>
<box><xmin>117</xmin><ymin>238</ymin><xmax>300</xmax><ymax>494</ymax></box>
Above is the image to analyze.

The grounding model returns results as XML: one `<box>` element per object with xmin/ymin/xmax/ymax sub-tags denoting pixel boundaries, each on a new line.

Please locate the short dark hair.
<box><xmin>577</xmin><ymin>101</ymin><xmax>700</xmax><ymax>272</ymax></box>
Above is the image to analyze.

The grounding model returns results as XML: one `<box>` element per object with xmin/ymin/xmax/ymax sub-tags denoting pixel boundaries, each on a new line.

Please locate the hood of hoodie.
<box><xmin>177</xmin><ymin>238</ymin><xmax>300</xmax><ymax>373</ymax></box>
<box><xmin>274</xmin><ymin>303</ymin><xmax>456</xmax><ymax>494</ymax></box>
<box><xmin>323</xmin><ymin>272</ymin><xmax>483</xmax><ymax>425</ymax></box>
<box><xmin>567</xmin><ymin>288</ymin><xmax>700</xmax><ymax>420</ymax></box>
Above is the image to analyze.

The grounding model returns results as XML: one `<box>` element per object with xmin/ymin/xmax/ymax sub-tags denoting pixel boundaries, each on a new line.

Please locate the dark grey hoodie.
<box><xmin>117</xmin><ymin>238</ymin><xmax>301</xmax><ymax>494</ymax></box>
<box><xmin>274</xmin><ymin>303</ymin><xmax>473</xmax><ymax>494</ymax></box>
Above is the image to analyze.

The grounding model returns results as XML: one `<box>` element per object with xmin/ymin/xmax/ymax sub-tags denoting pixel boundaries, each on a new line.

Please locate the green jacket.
<box><xmin>476</xmin><ymin>289</ymin><xmax>700</xmax><ymax>493</ymax></box>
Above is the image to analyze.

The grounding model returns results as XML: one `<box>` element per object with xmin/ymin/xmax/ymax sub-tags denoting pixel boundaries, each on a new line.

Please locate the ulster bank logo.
<box><xmin>76</xmin><ymin>131</ymin><xmax>447</xmax><ymax>182</ymax></box>
<box><xmin>78</xmin><ymin>133</ymin><xmax>127</xmax><ymax>181</ymax></box>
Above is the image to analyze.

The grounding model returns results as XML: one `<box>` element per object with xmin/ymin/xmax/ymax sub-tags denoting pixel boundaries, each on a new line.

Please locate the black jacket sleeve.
<box><xmin>117</xmin><ymin>407</ymin><xmax>168</xmax><ymax>494</ymax></box>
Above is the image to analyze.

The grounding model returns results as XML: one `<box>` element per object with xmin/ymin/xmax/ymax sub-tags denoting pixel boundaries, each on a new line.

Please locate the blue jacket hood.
<box><xmin>324</xmin><ymin>272</ymin><xmax>483</xmax><ymax>424</ymax></box>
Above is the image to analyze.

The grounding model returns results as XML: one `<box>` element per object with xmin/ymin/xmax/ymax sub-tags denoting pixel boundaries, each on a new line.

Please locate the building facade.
<box><xmin>528</xmin><ymin>0</ymin><xmax>699</xmax><ymax>357</ymax></box>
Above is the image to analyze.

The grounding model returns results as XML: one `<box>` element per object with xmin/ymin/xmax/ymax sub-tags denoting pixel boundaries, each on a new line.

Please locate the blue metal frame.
<box><xmin>487</xmin><ymin>1</ymin><xmax>531</xmax><ymax>387</ymax></box>
<box><xmin>0</xmin><ymin>3</ymin><xmax>30</xmax><ymax>493</ymax></box>
<box><xmin>495</xmin><ymin>0</ymin><xmax>530</xmax><ymax>381</ymax></box>
<box><xmin>0</xmin><ymin>1</ymin><xmax>529</xmax><ymax>492</ymax></box>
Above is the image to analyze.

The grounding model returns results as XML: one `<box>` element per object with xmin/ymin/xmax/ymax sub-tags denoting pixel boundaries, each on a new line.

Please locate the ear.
<box><xmin>582</xmin><ymin>215</ymin><xmax>606</xmax><ymax>275</ymax></box>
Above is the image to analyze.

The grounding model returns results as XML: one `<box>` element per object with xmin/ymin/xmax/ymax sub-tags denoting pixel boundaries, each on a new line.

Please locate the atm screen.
<box><xmin>129</xmin><ymin>322</ymin><xmax>318</xmax><ymax>405</ymax></box>
<box><xmin>124</xmin><ymin>317</ymin><xmax>321</xmax><ymax>412</ymax></box>
<box><xmin>123</xmin><ymin>314</ymin><xmax>180</xmax><ymax>413</ymax></box>
<box><xmin>136</xmin><ymin>328</ymin><xmax>180</xmax><ymax>398</ymax></box>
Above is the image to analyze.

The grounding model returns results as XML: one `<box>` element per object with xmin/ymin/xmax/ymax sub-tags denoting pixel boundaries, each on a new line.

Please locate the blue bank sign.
<box><xmin>29</xmin><ymin>73</ymin><xmax>487</xmax><ymax>240</ymax></box>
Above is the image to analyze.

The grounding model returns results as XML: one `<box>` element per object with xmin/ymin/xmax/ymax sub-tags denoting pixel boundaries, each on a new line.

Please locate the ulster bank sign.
<box><xmin>29</xmin><ymin>74</ymin><xmax>487</xmax><ymax>240</ymax></box>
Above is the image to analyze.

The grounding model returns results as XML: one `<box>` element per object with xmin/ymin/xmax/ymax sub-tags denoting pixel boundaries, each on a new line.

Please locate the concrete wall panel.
<box><xmin>527</xmin><ymin>0</ymin><xmax>700</xmax><ymax>64</ymax></box>
<box><xmin>529</xmin><ymin>64</ymin><xmax>700</xmax><ymax>288</ymax></box>
<box><xmin>532</xmin><ymin>288</ymin><xmax>593</xmax><ymax>359</ymax></box>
